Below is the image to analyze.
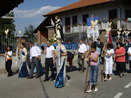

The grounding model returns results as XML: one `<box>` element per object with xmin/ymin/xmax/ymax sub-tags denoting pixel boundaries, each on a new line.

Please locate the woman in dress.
<box><xmin>104</xmin><ymin>43</ymin><xmax>114</xmax><ymax>81</ymax></box>
<box><xmin>5</xmin><ymin>45</ymin><xmax>13</xmax><ymax>77</ymax></box>
<box><xmin>55</xmin><ymin>38</ymin><xmax>67</xmax><ymax>88</ymax></box>
<box><xmin>114</xmin><ymin>42</ymin><xmax>126</xmax><ymax>77</ymax></box>
<box><xmin>18</xmin><ymin>42</ymin><xmax>29</xmax><ymax>78</ymax></box>
<box><xmin>86</xmin><ymin>43</ymin><xmax>99</xmax><ymax>93</ymax></box>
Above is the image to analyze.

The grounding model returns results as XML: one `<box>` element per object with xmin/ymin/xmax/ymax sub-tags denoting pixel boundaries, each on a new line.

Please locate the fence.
<box><xmin>0</xmin><ymin>35</ymin><xmax>17</xmax><ymax>53</ymax></box>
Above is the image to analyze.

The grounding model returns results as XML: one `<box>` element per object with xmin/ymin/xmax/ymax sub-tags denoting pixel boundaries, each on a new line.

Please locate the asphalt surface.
<box><xmin>0</xmin><ymin>60</ymin><xmax>131</xmax><ymax>98</ymax></box>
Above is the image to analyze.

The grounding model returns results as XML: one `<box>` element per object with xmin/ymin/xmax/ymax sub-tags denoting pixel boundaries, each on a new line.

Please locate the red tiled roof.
<box><xmin>44</xmin><ymin>0</ymin><xmax>111</xmax><ymax>16</ymax></box>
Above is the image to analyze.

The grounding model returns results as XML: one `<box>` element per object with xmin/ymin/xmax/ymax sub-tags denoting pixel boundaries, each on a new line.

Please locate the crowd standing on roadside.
<box><xmin>3</xmin><ymin>37</ymin><xmax>131</xmax><ymax>92</ymax></box>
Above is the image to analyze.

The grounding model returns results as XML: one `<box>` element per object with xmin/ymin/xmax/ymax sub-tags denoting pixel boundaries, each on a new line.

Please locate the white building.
<box><xmin>34</xmin><ymin>0</ymin><xmax>131</xmax><ymax>44</ymax></box>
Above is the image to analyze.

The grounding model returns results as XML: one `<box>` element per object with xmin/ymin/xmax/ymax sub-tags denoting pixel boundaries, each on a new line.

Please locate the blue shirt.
<box><xmin>96</xmin><ymin>47</ymin><xmax>100</xmax><ymax>65</ymax></box>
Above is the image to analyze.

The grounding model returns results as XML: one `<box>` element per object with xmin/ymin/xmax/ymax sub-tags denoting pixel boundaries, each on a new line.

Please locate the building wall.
<box><xmin>51</xmin><ymin>2</ymin><xmax>131</xmax><ymax>43</ymax></box>
<box><xmin>37</xmin><ymin>30</ymin><xmax>48</xmax><ymax>45</ymax></box>
<box><xmin>57</xmin><ymin>2</ymin><xmax>121</xmax><ymax>33</ymax></box>
<box><xmin>55</xmin><ymin>2</ymin><xmax>131</xmax><ymax>34</ymax></box>
<box><xmin>37</xmin><ymin>1</ymin><xmax>131</xmax><ymax>43</ymax></box>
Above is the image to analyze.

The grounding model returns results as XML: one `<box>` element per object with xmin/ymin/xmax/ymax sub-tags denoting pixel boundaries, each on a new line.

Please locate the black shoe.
<box><xmin>50</xmin><ymin>77</ymin><xmax>55</xmax><ymax>81</ymax></box>
<box><xmin>43</xmin><ymin>78</ymin><xmax>50</xmax><ymax>82</ymax></box>
<box><xmin>8</xmin><ymin>73</ymin><xmax>13</xmax><ymax>77</ymax></box>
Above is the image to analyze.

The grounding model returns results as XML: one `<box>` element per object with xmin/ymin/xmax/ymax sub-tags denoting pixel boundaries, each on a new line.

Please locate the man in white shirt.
<box><xmin>28</xmin><ymin>42</ymin><xmax>41</xmax><ymax>79</ymax></box>
<box><xmin>43</xmin><ymin>40</ymin><xmax>56</xmax><ymax>82</ymax></box>
<box><xmin>77</xmin><ymin>39</ymin><xmax>87</xmax><ymax>73</ymax></box>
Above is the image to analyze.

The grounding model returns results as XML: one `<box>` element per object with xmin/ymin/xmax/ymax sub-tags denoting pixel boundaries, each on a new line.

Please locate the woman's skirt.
<box><xmin>116</xmin><ymin>62</ymin><xmax>126</xmax><ymax>73</ymax></box>
<box><xmin>55</xmin><ymin>58</ymin><xmax>68</xmax><ymax>88</ymax></box>
<box><xmin>19</xmin><ymin>59</ymin><xmax>29</xmax><ymax>78</ymax></box>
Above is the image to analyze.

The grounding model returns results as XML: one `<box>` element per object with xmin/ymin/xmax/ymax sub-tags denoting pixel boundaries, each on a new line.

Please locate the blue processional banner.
<box><xmin>39</xmin><ymin>43</ymin><xmax>79</xmax><ymax>50</ymax></box>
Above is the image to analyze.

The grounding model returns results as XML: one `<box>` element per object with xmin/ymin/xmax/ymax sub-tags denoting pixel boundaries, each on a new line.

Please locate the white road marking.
<box><xmin>124</xmin><ymin>82</ymin><xmax>131</xmax><ymax>88</ymax></box>
<box><xmin>114</xmin><ymin>93</ymin><xmax>123</xmax><ymax>98</ymax></box>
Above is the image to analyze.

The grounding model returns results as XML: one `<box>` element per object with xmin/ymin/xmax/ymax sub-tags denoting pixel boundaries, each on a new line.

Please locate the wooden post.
<box><xmin>84</xmin><ymin>57</ymin><xmax>90</xmax><ymax>93</ymax></box>
<box><xmin>101</xmin><ymin>43</ymin><xmax>107</xmax><ymax>82</ymax></box>
<box><xmin>84</xmin><ymin>36</ymin><xmax>93</xmax><ymax>92</ymax></box>
<box><xmin>4</xmin><ymin>29</ymin><xmax>9</xmax><ymax>75</ymax></box>
<box><xmin>5</xmin><ymin>37</ymin><xmax>7</xmax><ymax>74</ymax></box>
<box><xmin>101</xmin><ymin>58</ymin><xmax>105</xmax><ymax>82</ymax></box>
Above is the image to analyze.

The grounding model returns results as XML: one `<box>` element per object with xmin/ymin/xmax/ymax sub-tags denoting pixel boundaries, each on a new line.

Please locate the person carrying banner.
<box><xmin>104</xmin><ymin>43</ymin><xmax>114</xmax><ymax>81</ymax></box>
<box><xmin>5</xmin><ymin>45</ymin><xmax>13</xmax><ymax>77</ymax></box>
<box><xmin>77</xmin><ymin>39</ymin><xmax>87</xmax><ymax>73</ymax></box>
<box><xmin>18</xmin><ymin>42</ymin><xmax>29</xmax><ymax>78</ymax></box>
<box><xmin>55</xmin><ymin>38</ymin><xmax>68</xmax><ymax>88</ymax></box>
<box><xmin>86</xmin><ymin>43</ymin><xmax>99</xmax><ymax>93</ymax></box>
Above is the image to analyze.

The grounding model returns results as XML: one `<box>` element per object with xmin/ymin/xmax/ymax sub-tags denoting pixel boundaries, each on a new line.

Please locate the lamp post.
<box><xmin>4</xmin><ymin>29</ymin><xmax>9</xmax><ymax>74</ymax></box>
<box><xmin>18</xmin><ymin>31</ymin><xmax>22</xmax><ymax>59</ymax></box>
<box><xmin>18</xmin><ymin>30</ymin><xmax>22</xmax><ymax>43</ymax></box>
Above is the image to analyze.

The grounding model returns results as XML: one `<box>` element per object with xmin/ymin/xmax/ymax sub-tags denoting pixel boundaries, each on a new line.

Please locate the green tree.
<box><xmin>24</xmin><ymin>24</ymin><xmax>37</xmax><ymax>42</ymax></box>
<box><xmin>0</xmin><ymin>12</ymin><xmax>16</xmax><ymax>38</ymax></box>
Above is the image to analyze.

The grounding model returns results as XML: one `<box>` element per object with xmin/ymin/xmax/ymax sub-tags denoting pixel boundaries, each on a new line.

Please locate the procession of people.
<box><xmin>3</xmin><ymin>16</ymin><xmax>131</xmax><ymax>93</ymax></box>
<box><xmin>4</xmin><ymin>37</ymin><xmax>131</xmax><ymax>90</ymax></box>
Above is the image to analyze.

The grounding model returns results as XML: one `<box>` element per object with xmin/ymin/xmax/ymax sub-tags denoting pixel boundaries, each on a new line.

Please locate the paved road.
<box><xmin>0</xmin><ymin>61</ymin><xmax>131</xmax><ymax>98</ymax></box>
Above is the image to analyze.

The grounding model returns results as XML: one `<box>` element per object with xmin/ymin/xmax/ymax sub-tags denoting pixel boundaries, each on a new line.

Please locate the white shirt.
<box><xmin>127</xmin><ymin>47</ymin><xmax>131</xmax><ymax>60</ymax></box>
<box><xmin>46</xmin><ymin>45</ymin><xmax>55</xmax><ymax>58</ymax></box>
<box><xmin>78</xmin><ymin>43</ymin><xmax>87</xmax><ymax>53</ymax></box>
<box><xmin>6</xmin><ymin>51</ymin><xmax>12</xmax><ymax>60</ymax></box>
<box><xmin>105</xmin><ymin>49</ymin><xmax>114</xmax><ymax>61</ymax></box>
<box><xmin>30</xmin><ymin>46</ymin><xmax>41</xmax><ymax>59</ymax></box>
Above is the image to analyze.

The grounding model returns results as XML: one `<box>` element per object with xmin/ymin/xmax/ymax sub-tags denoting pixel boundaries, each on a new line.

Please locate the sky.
<box><xmin>13</xmin><ymin>0</ymin><xmax>78</xmax><ymax>34</ymax></box>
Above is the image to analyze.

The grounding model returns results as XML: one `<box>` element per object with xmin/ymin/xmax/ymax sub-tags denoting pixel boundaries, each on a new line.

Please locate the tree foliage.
<box><xmin>0</xmin><ymin>12</ymin><xmax>15</xmax><ymax>38</ymax></box>
<box><xmin>24</xmin><ymin>24</ymin><xmax>37</xmax><ymax>42</ymax></box>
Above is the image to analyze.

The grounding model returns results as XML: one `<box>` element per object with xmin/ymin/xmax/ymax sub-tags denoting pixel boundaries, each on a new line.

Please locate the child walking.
<box><xmin>86</xmin><ymin>43</ymin><xmax>99</xmax><ymax>93</ymax></box>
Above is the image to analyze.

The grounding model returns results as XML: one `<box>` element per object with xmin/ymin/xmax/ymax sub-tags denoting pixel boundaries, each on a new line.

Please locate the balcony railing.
<box><xmin>64</xmin><ymin>26</ymin><xmax>87</xmax><ymax>33</ymax></box>
<box><xmin>64</xmin><ymin>20</ymin><xmax>131</xmax><ymax>34</ymax></box>
<box><xmin>98</xmin><ymin>20</ymin><xmax>131</xmax><ymax>30</ymax></box>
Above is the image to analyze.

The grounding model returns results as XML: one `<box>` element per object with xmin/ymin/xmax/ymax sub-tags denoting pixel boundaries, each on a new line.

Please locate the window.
<box><xmin>65</xmin><ymin>17</ymin><xmax>70</xmax><ymax>32</ymax></box>
<box><xmin>125</xmin><ymin>9</ymin><xmax>131</xmax><ymax>19</ymax></box>
<box><xmin>72</xmin><ymin>16</ymin><xmax>77</xmax><ymax>26</ymax></box>
<box><xmin>65</xmin><ymin>17</ymin><xmax>70</xmax><ymax>26</ymax></box>
<box><xmin>83</xmin><ymin>14</ymin><xmax>89</xmax><ymax>24</ymax></box>
<box><xmin>109</xmin><ymin>9</ymin><xmax>117</xmax><ymax>20</ymax></box>
<box><xmin>109</xmin><ymin>9</ymin><xmax>117</xmax><ymax>29</ymax></box>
